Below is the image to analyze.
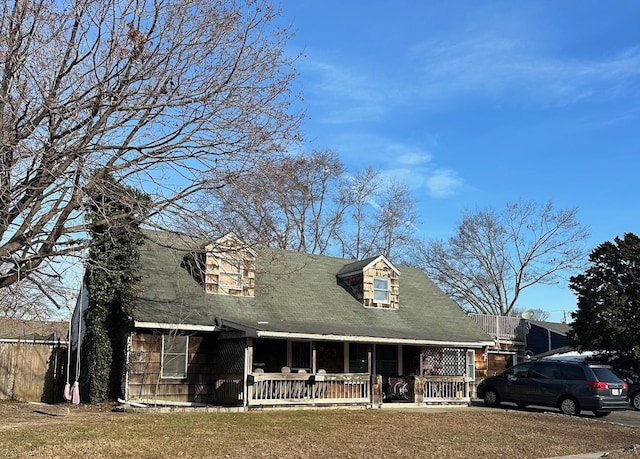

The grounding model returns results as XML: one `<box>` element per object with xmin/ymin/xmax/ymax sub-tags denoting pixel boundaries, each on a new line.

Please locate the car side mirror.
<box><xmin>507</xmin><ymin>374</ymin><xmax>517</xmax><ymax>382</ymax></box>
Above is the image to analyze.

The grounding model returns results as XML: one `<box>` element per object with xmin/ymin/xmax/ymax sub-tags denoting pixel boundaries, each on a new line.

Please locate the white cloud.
<box><xmin>302</xmin><ymin>59</ymin><xmax>386</xmax><ymax>123</ymax></box>
<box><xmin>396</xmin><ymin>152</ymin><xmax>432</xmax><ymax>166</ymax></box>
<box><xmin>411</xmin><ymin>37</ymin><xmax>640</xmax><ymax>107</ymax></box>
<box><xmin>425</xmin><ymin>169</ymin><xmax>464</xmax><ymax>198</ymax></box>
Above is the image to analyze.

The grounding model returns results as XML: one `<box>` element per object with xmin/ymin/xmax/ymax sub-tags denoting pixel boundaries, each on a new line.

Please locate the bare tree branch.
<box><xmin>412</xmin><ymin>200</ymin><xmax>589</xmax><ymax>316</ymax></box>
<box><xmin>0</xmin><ymin>0</ymin><xmax>302</xmax><ymax>310</ymax></box>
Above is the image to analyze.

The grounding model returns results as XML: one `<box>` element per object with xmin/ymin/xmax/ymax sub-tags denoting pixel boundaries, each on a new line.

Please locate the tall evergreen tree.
<box><xmin>81</xmin><ymin>173</ymin><xmax>149</xmax><ymax>403</ymax></box>
<box><xmin>569</xmin><ymin>233</ymin><xmax>640</xmax><ymax>368</ymax></box>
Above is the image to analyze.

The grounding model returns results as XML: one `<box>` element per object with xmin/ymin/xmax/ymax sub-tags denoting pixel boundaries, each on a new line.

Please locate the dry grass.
<box><xmin>0</xmin><ymin>402</ymin><xmax>639</xmax><ymax>458</ymax></box>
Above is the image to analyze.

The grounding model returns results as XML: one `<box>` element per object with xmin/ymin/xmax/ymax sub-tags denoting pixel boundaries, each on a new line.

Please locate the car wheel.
<box><xmin>559</xmin><ymin>396</ymin><xmax>580</xmax><ymax>416</ymax></box>
<box><xmin>632</xmin><ymin>393</ymin><xmax>640</xmax><ymax>411</ymax></box>
<box><xmin>483</xmin><ymin>388</ymin><xmax>501</xmax><ymax>407</ymax></box>
<box><xmin>592</xmin><ymin>411</ymin><xmax>611</xmax><ymax>417</ymax></box>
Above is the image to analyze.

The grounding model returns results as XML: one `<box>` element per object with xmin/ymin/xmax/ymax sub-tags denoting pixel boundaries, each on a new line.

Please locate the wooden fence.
<box><xmin>0</xmin><ymin>340</ymin><xmax>67</xmax><ymax>403</ymax></box>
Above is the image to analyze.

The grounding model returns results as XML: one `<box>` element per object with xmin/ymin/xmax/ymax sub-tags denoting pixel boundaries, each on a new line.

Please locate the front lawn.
<box><xmin>1</xmin><ymin>403</ymin><xmax>639</xmax><ymax>458</ymax></box>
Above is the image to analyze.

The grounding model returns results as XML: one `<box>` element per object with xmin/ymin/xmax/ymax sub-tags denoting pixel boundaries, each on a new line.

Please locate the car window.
<box><xmin>506</xmin><ymin>362</ymin><xmax>531</xmax><ymax>378</ymax></box>
<box><xmin>560</xmin><ymin>364</ymin><xmax>586</xmax><ymax>380</ymax></box>
<box><xmin>530</xmin><ymin>362</ymin><xmax>559</xmax><ymax>379</ymax></box>
<box><xmin>592</xmin><ymin>367</ymin><xmax>623</xmax><ymax>383</ymax></box>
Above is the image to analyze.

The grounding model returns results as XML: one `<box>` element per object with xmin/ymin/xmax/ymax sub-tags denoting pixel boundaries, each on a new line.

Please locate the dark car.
<box><xmin>613</xmin><ymin>368</ymin><xmax>640</xmax><ymax>410</ymax></box>
<box><xmin>476</xmin><ymin>359</ymin><xmax>628</xmax><ymax>417</ymax></box>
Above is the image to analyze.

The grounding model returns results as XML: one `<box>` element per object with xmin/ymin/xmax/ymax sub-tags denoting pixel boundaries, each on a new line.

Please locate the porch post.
<box><xmin>244</xmin><ymin>337</ymin><xmax>253</xmax><ymax>407</ymax></box>
<box><xmin>311</xmin><ymin>342</ymin><xmax>317</xmax><ymax>373</ymax></box>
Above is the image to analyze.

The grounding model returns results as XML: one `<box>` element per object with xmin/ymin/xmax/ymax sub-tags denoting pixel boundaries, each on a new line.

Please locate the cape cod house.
<box><xmin>73</xmin><ymin>229</ymin><xmax>493</xmax><ymax>408</ymax></box>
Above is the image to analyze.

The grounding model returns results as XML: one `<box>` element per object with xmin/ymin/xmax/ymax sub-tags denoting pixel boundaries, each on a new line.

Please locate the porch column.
<box><xmin>244</xmin><ymin>337</ymin><xmax>254</xmax><ymax>407</ymax></box>
<box><xmin>312</xmin><ymin>342</ymin><xmax>317</xmax><ymax>373</ymax></box>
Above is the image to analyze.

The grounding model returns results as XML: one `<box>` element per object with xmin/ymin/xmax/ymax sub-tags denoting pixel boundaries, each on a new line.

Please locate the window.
<box><xmin>373</xmin><ymin>277</ymin><xmax>390</xmax><ymax>303</ymax></box>
<box><xmin>349</xmin><ymin>343</ymin><xmax>369</xmax><ymax>373</ymax></box>
<box><xmin>506</xmin><ymin>362</ymin><xmax>531</xmax><ymax>379</ymax></box>
<box><xmin>291</xmin><ymin>341</ymin><xmax>311</xmax><ymax>371</ymax></box>
<box><xmin>466</xmin><ymin>350</ymin><xmax>476</xmax><ymax>381</ymax></box>
<box><xmin>560</xmin><ymin>364</ymin><xmax>586</xmax><ymax>381</ymax></box>
<box><xmin>218</xmin><ymin>255</ymin><xmax>242</xmax><ymax>289</ymax></box>
<box><xmin>161</xmin><ymin>334</ymin><xmax>188</xmax><ymax>379</ymax></box>
<box><xmin>531</xmin><ymin>362</ymin><xmax>559</xmax><ymax>379</ymax></box>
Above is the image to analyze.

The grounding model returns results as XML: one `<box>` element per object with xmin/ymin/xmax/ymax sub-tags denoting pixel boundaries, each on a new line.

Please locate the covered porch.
<box><xmin>214</xmin><ymin>331</ymin><xmax>481</xmax><ymax>408</ymax></box>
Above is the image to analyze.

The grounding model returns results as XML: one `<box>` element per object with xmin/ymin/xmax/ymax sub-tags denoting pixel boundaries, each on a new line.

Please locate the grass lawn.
<box><xmin>1</xmin><ymin>402</ymin><xmax>639</xmax><ymax>458</ymax></box>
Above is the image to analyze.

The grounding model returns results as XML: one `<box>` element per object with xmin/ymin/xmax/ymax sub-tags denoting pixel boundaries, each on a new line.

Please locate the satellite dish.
<box><xmin>521</xmin><ymin>310</ymin><xmax>533</xmax><ymax>320</ymax></box>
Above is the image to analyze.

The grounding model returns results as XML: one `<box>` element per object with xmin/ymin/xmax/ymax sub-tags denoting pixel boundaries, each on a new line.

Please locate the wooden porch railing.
<box><xmin>247</xmin><ymin>372</ymin><xmax>370</xmax><ymax>406</ymax></box>
<box><xmin>468</xmin><ymin>313</ymin><xmax>525</xmax><ymax>341</ymax></box>
<box><xmin>420</xmin><ymin>376</ymin><xmax>472</xmax><ymax>403</ymax></box>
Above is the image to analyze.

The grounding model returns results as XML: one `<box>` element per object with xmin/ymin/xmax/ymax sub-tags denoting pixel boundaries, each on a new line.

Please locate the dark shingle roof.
<box><xmin>133</xmin><ymin>230</ymin><xmax>492</xmax><ymax>346</ymax></box>
<box><xmin>529</xmin><ymin>320</ymin><xmax>571</xmax><ymax>336</ymax></box>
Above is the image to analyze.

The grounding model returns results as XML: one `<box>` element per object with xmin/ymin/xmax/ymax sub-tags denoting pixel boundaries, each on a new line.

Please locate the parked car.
<box><xmin>476</xmin><ymin>360</ymin><xmax>628</xmax><ymax>417</ymax></box>
<box><xmin>613</xmin><ymin>368</ymin><xmax>640</xmax><ymax>410</ymax></box>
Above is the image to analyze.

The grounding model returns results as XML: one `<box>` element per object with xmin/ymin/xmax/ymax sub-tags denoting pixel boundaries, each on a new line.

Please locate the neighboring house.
<box><xmin>74</xmin><ymin>229</ymin><xmax>493</xmax><ymax>408</ymax></box>
<box><xmin>524</xmin><ymin>320</ymin><xmax>570</xmax><ymax>357</ymax></box>
<box><xmin>0</xmin><ymin>318</ymin><xmax>68</xmax><ymax>403</ymax></box>
<box><xmin>469</xmin><ymin>313</ymin><xmax>571</xmax><ymax>377</ymax></box>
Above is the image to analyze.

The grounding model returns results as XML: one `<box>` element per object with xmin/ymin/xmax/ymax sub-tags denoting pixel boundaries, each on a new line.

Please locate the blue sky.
<box><xmin>277</xmin><ymin>1</ymin><xmax>640</xmax><ymax>322</ymax></box>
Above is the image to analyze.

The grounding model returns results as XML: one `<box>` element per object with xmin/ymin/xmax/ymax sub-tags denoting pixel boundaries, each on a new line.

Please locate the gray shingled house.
<box><xmin>76</xmin><ymin>229</ymin><xmax>492</xmax><ymax>408</ymax></box>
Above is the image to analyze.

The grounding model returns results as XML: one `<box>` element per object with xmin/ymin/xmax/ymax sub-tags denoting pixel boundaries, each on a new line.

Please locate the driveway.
<box><xmin>471</xmin><ymin>400</ymin><xmax>640</xmax><ymax>428</ymax></box>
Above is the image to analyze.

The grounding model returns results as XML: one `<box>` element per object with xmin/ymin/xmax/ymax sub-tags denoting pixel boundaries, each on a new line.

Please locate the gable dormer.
<box><xmin>204</xmin><ymin>233</ymin><xmax>255</xmax><ymax>297</ymax></box>
<box><xmin>337</xmin><ymin>255</ymin><xmax>400</xmax><ymax>309</ymax></box>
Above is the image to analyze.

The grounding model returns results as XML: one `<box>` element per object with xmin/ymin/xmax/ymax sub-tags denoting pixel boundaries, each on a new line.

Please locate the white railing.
<box><xmin>248</xmin><ymin>372</ymin><xmax>370</xmax><ymax>406</ymax></box>
<box><xmin>468</xmin><ymin>313</ymin><xmax>524</xmax><ymax>341</ymax></box>
<box><xmin>421</xmin><ymin>376</ymin><xmax>472</xmax><ymax>403</ymax></box>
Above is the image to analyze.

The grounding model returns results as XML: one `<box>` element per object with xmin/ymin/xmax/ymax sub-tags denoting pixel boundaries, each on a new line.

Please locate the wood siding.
<box><xmin>339</xmin><ymin>259</ymin><xmax>400</xmax><ymax>309</ymax></box>
<box><xmin>362</xmin><ymin>261</ymin><xmax>399</xmax><ymax>308</ymax></box>
<box><xmin>204</xmin><ymin>246</ymin><xmax>255</xmax><ymax>297</ymax></box>
<box><xmin>0</xmin><ymin>341</ymin><xmax>66</xmax><ymax>403</ymax></box>
<box><xmin>128</xmin><ymin>331</ymin><xmax>219</xmax><ymax>404</ymax></box>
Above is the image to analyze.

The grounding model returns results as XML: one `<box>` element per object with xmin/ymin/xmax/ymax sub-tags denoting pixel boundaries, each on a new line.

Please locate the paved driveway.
<box><xmin>472</xmin><ymin>400</ymin><xmax>640</xmax><ymax>428</ymax></box>
<box><xmin>604</xmin><ymin>409</ymin><xmax>640</xmax><ymax>428</ymax></box>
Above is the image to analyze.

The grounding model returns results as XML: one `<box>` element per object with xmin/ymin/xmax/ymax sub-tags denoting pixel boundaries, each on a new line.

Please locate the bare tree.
<box><xmin>176</xmin><ymin>150</ymin><xmax>346</xmax><ymax>254</ymax></box>
<box><xmin>412</xmin><ymin>200</ymin><xmax>589</xmax><ymax>316</ymax></box>
<box><xmin>0</xmin><ymin>0</ymin><xmax>301</xmax><ymax>304</ymax></box>
<box><xmin>510</xmin><ymin>307</ymin><xmax>550</xmax><ymax>321</ymax></box>
<box><xmin>336</xmin><ymin>167</ymin><xmax>378</xmax><ymax>260</ymax></box>
<box><xmin>338</xmin><ymin>172</ymin><xmax>420</xmax><ymax>263</ymax></box>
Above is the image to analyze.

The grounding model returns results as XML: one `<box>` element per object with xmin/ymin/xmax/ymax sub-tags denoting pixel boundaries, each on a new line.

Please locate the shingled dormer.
<box><xmin>337</xmin><ymin>255</ymin><xmax>400</xmax><ymax>309</ymax></box>
<box><xmin>204</xmin><ymin>233</ymin><xmax>255</xmax><ymax>297</ymax></box>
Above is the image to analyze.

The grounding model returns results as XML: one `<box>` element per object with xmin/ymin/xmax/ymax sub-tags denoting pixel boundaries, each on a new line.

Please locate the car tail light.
<box><xmin>587</xmin><ymin>381</ymin><xmax>609</xmax><ymax>390</ymax></box>
<box><xmin>623</xmin><ymin>382</ymin><xmax>629</xmax><ymax>391</ymax></box>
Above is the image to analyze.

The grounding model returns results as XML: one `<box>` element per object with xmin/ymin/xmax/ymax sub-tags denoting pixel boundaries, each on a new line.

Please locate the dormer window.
<box><xmin>373</xmin><ymin>277</ymin><xmax>390</xmax><ymax>303</ymax></box>
<box><xmin>337</xmin><ymin>255</ymin><xmax>399</xmax><ymax>309</ymax></box>
<box><xmin>218</xmin><ymin>255</ymin><xmax>243</xmax><ymax>289</ymax></box>
<box><xmin>202</xmin><ymin>233</ymin><xmax>255</xmax><ymax>297</ymax></box>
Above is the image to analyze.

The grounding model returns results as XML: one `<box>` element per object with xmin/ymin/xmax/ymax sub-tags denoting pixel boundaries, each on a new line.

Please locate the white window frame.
<box><xmin>466</xmin><ymin>349</ymin><xmax>476</xmax><ymax>381</ymax></box>
<box><xmin>218</xmin><ymin>255</ymin><xmax>243</xmax><ymax>289</ymax></box>
<box><xmin>161</xmin><ymin>334</ymin><xmax>189</xmax><ymax>379</ymax></box>
<box><xmin>373</xmin><ymin>277</ymin><xmax>390</xmax><ymax>304</ymax></box>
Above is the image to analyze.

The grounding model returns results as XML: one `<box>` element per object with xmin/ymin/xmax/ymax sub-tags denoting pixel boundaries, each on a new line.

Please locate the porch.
<box><xmin>468</xmin><ymin>313</ymin><xmax>525</xmax><ymax>342</ymax></box>
<box><xmin>239</xmin><ymin>371</ymin><xmax>474</xmax><ymax>407</ymax></box>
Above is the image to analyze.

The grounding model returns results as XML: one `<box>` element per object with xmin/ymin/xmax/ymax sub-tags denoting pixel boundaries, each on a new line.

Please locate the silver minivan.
<box><xmin>477</xmin><ymin>360</ymin><xmax>628</xmax><ymax>416</ymax></box>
